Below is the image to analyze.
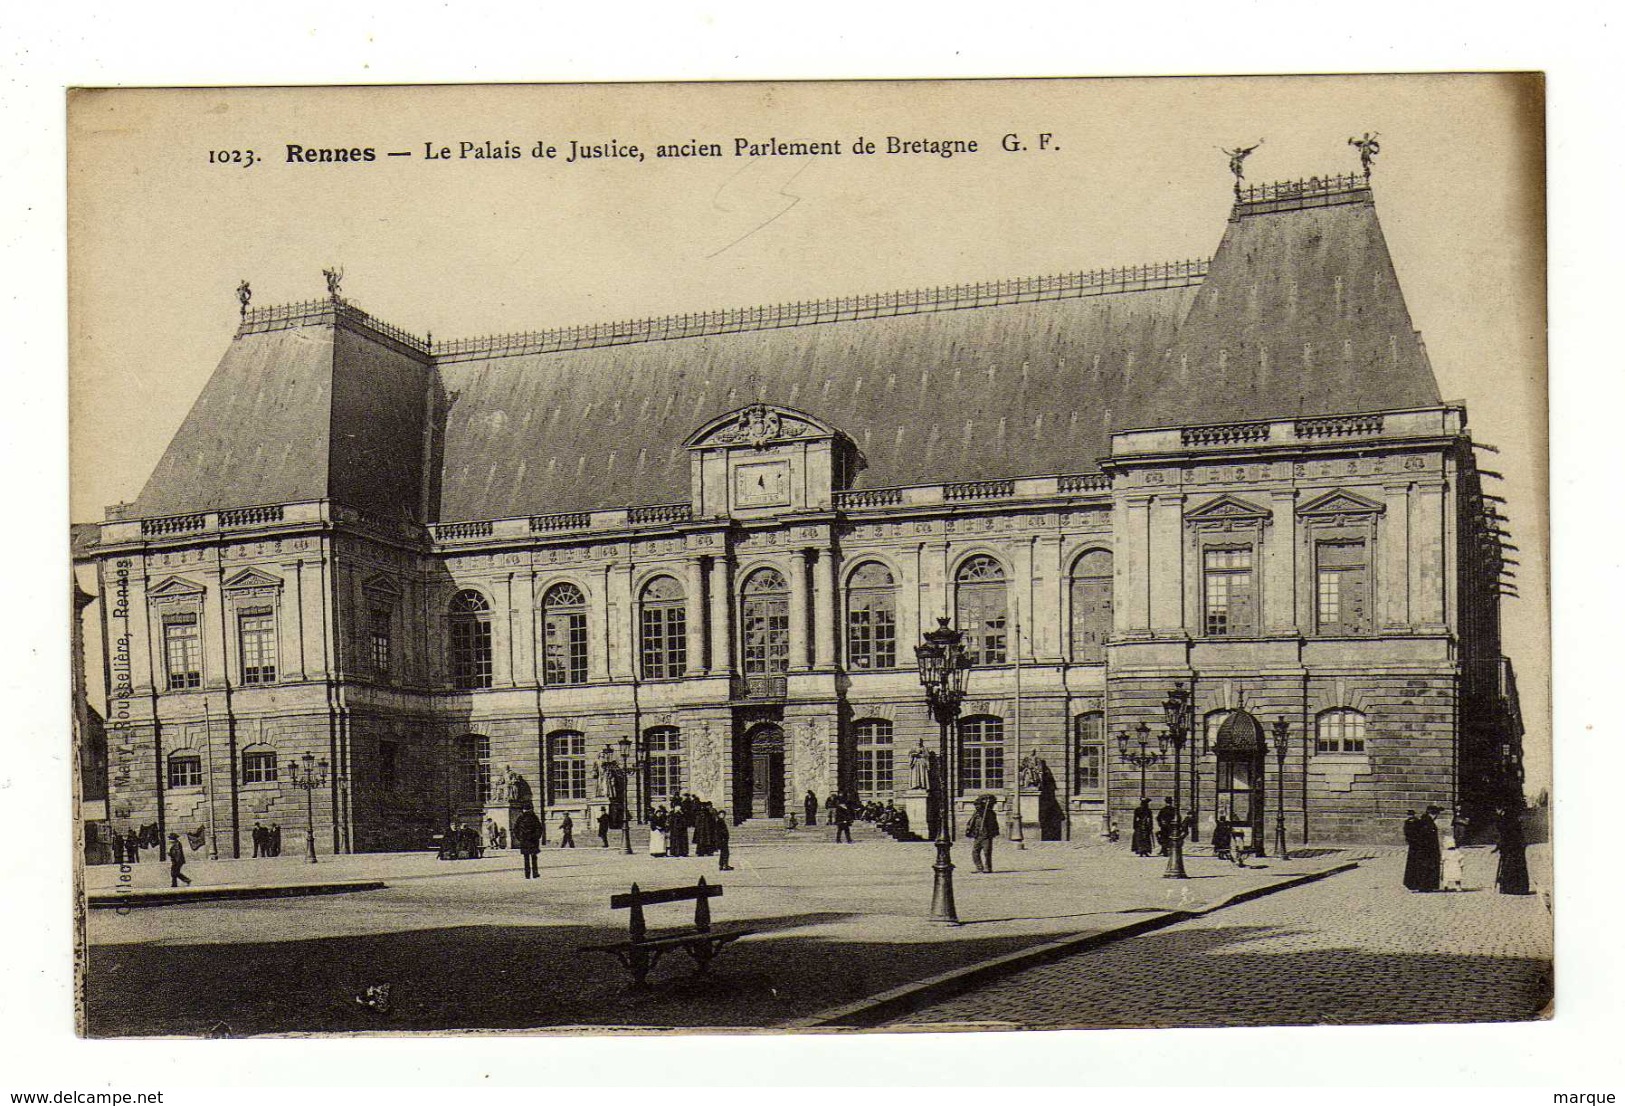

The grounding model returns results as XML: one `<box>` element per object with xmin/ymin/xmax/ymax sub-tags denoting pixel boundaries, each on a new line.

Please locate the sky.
<box><xmin>67</xmin><ymin>75</ymin><xmax>1548</xmax><ymax>788</ymax></box>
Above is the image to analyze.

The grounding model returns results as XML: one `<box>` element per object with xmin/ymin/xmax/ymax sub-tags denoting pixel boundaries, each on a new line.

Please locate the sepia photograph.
<box><xmin>66</xmin><ymin>75</ymin><xmax>1550</xmax><ymax>1040</ymax></box>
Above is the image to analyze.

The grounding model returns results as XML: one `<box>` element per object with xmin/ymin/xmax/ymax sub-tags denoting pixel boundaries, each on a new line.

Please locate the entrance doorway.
<box><xmin>743</xmin><ymin>723</ymin><xmax>785</xmax><ymax>819</ymax></box>
<box><xmin>1213</xmin><ymin>710</ymin><xmax>1267</xmax><ymax>854</ymax></box>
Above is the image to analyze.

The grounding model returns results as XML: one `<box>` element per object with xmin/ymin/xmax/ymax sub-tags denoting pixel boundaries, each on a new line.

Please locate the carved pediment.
<box><xmin>684</xmin><ymin>403</ymin><xmax>844</xmax><ymax>451</ymax></box>
<box><xmin>1185</xmin><ymin>494</ymin><xmax>1272</xmax><ymax>525</ymax></box>
<box><xmin>147</xmin><ymin>575</ymin><xmax>206</xmax><ymax>601</ymax></box>
<box><xmin>361</xmin><ymin>573</ymin><xmax>403</xmax><ymax>600</ymax></box>
<box><xmin>1297</xmin><ymin>489</ymin><xmax>1384</xmax><ymax>519</ymax></box>
<box><xmin>223</xmin><ymin>567</ymin><xmax>283</xmax><ymax>591</ymax></box>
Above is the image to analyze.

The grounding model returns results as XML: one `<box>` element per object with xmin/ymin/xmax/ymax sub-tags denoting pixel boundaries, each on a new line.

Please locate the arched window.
<box><xmin>740</xmin><ymin>568</ymin><xmax>790</xmax><ymax>676</ymax></box>
<box><xmin>1073</xmin><ymin>711</ymin><xmax>1105</xmax><ymax>794</ymax></box>
<box><xmin>449</xmin><ymin>590</ymin><xmax>493</xmax><ymax>690</ymax></box>
<box><xmin>853</xmin><ymin>719</ymin><xmax>895</xmax><ymax>793</ymax></box>
<box><xmin>455</xmin><ymin>734</ymin><xmax>491</xmax><ymax>804</ymax></box>
<box><xmin>958</xmin><ymin>715</ymin><xmax>1005</xmax><ymax>792</ymax></box>
<box><xmin>1069</xmin><ymin>550</ymin><xmax>1113</xmax><ymax>663</ymax></box>
<box><xmin>1204</xmin><ymin>709</ymin><xmax>1235</xmax><ymax>754</ymax></box>
<box><xmin>167</xmin><ymin>751</ymin><xmax>203</xmax><ymax>789</ymax></box>
<box><xmin>1316</xmin><ymin>709</ymin><xmax>1367</xmax><ymax>755</ymax></box>
<box><xmin>548</xmin><ymin>730</ymin><xmax>587</xmax><ymax>802</ymax></box>
<box><xmin>639</xmin><ymin>576</ymin><xmax>687</xmax><ymax>680</ymax></box>
<box><xmin>846</xmin><ymin>562</ymin><xmax>898</xmax><ymax>670</ymax></box>
<box><xmin>543</xmin><ymin>583</ymin><xmax>589</xmax><ymax>686</ymax></box>
<box><xmin>644</xmin><ymin>726</ymin><xmax>683</xmax><ymax>803</ymax></box>
<box><xmin>955</xmin><ymin>556</ymin><xmax>1008</xmax><ymax>665</ymax></box>
<box><xmin>241</xmin><ymin>745</ymin><xmax>278</xmax><ymax>784</ymax></box>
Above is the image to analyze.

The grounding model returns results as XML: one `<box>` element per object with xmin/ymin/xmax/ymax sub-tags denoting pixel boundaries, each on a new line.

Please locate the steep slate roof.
<box><xmin>131</xmin><ymin>176</ymin><xmax>1443</xmax><ymax>524</ymax></box>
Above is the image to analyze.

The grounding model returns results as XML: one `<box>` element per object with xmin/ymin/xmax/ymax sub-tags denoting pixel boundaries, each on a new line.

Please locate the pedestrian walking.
<box><xmin>111</xmin><ymin>830</ymin><xmax>126</xmax><ymax>865</ymax></box>
<box><xmin>967</xmin><ymin>794</ymin><xmax>1001</xmax><ymax>873</ymax></box>
<box><xmin>804</xmin><ymin>789</ymin><xmax>819</xmax><ymax>827</ymax></box>
<box><xmin>1441</xmin><ymin>820</ymin><xmax>1464</xmax><ymax>891</ymax></box>
<box><xmin>716</xmin><ymin>814</ymin><xmax>733</xmax><ymax>871</ymax></box>
<box><xmin>1211</xmin><ymin>812</ymin><xmax>1232</xmax><ymax>860</ymax></box>
<box><xmin>1156</xmin><ymin>797</ymin><xmax>1177</xmax><ymax>856</ymax></box>
<box><xmin>125</xmin><ymin>831</ymin><xmax>141</xmax><ymax>863</ymax></box>
<box><xmin>1228</xmin><ymin>823</ymin><xmax>1249</xmax><ymax>867</ymax></box>
<box><xmin>166</xmin><ymin>833</ymin><xmax>191</xmax><ymax>887</ymax></box>
<box><xmin>596</xmin><ymin>809</ymin><xmax>611</xmax><ymax>848</ymax></box>
<box><xmin>1402</xmin><ymin>808</ymin><xmax>1441</xmax><ymax>891</ymax></box>
<box><xmin>1494</xmin><ymin>804</ymin><xmax>1531</xmax><ymax>895</ymax></box>
<box><xmin>559</xmin><ymin>812</ymin><xmax>576</xmax><ymax>848</ymax></box>
<box><xmin>834</xmin><ymin>800</ymin><xmax>854</xmax><ymax>843</ymax></box>
<box><xmin>1131</xmin><ymin>798</ymin><xmax>1155</xmax><ymax>856</ymax></box>
<box><xmin>512</xmin><ymin>807</ymin><xmax>543</xmax><ymax>878</ymax></box>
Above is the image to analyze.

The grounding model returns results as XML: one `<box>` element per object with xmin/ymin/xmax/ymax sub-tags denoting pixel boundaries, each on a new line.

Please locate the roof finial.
<box><xmin>1221</xmin><ymin>139</ymin><xmax>1264</xmax><ymax>199</ymax></box>
<box><xmin>322</xmin><ymin>265</ymin><xmax>345</xmax><ymax>301</ymax></box>
<box><xmin>236</xmin><ymin>280</ymin><xmax>251</xmax><ymax>318</ymax></box>
<box><xmin>1348</xmin><ymin>132</ymin><xmax>1380</xmax><ymax>179</ymax></box>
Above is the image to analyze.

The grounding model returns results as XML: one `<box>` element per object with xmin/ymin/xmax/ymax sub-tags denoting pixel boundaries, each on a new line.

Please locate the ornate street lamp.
<box><xmin>1161</xmin><ymin>683</ymin><xmax>1191</xmax><ymax>879</ymax></box>
<box><xmin>1270</xmin><ymin>717</ymin><xmax>1291</xmax><ymax>860</ymax></box>
<box><xmin>286</xmin><ymin>751</ymin><xmax>328</xmax><ymax>865</ymax></box>
<box><xmin>916</xmin><ymin>616</ymin><xmax>971</xmax><ymax>925</ymax></box>
<box><xmin>617</xmin><ymin>737</ymin><xmax>639</xmax><ymax>856</ymax></box>
<box><xmin>1116</xmin><ymin>722</ymin><xmax>1166</xmax><ymax>801</ymax></box>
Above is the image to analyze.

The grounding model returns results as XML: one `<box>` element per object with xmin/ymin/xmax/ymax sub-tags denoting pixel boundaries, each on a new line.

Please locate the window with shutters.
<box><xmin>543</xmin><ymin>583</ymin><xmax>589</xmax><ymax>685</ymax></box>
<box><xmin>1203</xmin><ymin>546</ymin><xmax>1256</xmax><ymax>636</ymax></box>
<box><xmin>639</xmin><ymin>576</ymin><xmax>687</xmax><ymax>680</ymax></box>
<box><xmin>1315</xmin><ymin>540</ymin><xmax>1370</xmax><ymax>635</ymax></box>
<box><xmin>853</xmin><ymin>719</ymin><xmax>895</xmax><ymax>793</ymax></box>
<box><xmin>955</xmin><ymin>556</ymin><xmax>1008</xmax><ymax>665</ymax></box>
<box><xmin>1069</xmin><ymin>550</ymin><xmax>1113</xmax><ymax>663</ymax></box>
<box><xmin>846</xmin><ymin>562</ymin><xmax>898</xmax><ymax>670</ymax></box>
<box><xmin>740</xmin><ymin>568</ymin><xmax>790</xmax><ymax>676</ymax></box>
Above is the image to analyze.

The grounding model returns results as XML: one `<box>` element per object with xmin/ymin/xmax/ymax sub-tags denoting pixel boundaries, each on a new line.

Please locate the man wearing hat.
<box><xmin>966</xmin><ymin>794</ymin><xmax>1002</xmax><ymax>873</ymax></box>
<box><xmin>166</xmin><ymin>833</ymin><xmax>192</xmax><ymax>888</ymax></box>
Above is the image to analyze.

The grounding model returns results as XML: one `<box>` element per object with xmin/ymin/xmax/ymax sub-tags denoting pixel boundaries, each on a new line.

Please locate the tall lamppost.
<box><xmin>286</xmin><ymin>751</ymin><xmax>328</xmax><ymax>865</ymax></box>
<box><xmin>1117</xmin><ymin>722</ymin><xmax>1166</xmax><ymax>800</ymax></box>
<box><xmin>1161</xmin><ymin>683</ymin><xmax>1191</xmax><ymax>880</ymax></box>
<box><xmin>916</xmin><ymin>616</ymin><xmax>971</xmax><ymax>925</ymax></box>
<box><xmin>616</xmin><ymin>737</ymin><xmax>642</xmax><ymax>856</ymax></box>
<box><xmin>1270</xmin><ymin>717</ymin><xmax>1291</xmax><ymax>860</ymax></box>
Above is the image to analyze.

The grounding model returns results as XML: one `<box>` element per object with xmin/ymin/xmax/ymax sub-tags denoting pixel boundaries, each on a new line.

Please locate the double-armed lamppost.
<box><xmin>1270</xmin><ymin>717</ymin><xmax>1291</xmax><ymax>860</ymax></box>
<box><xmin>1161</xmin><ymin>683</ymin><xmax>1192</xmax><ymax>880</ymax></box>
<box><xmin>616</xmin><ymin>737</ymin><xmax>644</xmax><ymax>856</ymax></box>
<box><xmin>916</xmin><ymin>616</ymin><xmax>971</xmax><ymax>925</ymax></box>
<box><xmin>1117</xmin><ymin>722</ymin><xmax>1167</xmax><ymax>800</ymax></box>
<box><xmin>286</xmin><ymin>751</ymin><xmax>328</xmax><ymax>865</ymax></box>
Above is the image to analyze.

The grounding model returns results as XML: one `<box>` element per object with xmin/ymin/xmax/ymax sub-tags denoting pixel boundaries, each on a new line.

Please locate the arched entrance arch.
<box><xmin>740</xmin><ymin>723</ymin><xmax>786</xmax><ymax>820</ymax></box>
<box><xmin>1214</xmin><ymin>710</ymin><xmax>1266</xmax><ymax>855</ymax></box>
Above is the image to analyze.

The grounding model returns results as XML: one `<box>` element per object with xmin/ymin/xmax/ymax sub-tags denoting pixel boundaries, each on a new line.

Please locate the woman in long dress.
<box><xmin>648</xmin><ymin>806</ymin><xmax>668</xmax><ymax>857</ymax></box>
<box><xmin>1441</xmin><ymin>823</ymin><xmax>1465</xmax><ymax>891</ymax></box>
<box><xmin>1494</xmin><ymin>805</ymin><xmax>1531</xmax><ymax>895</ymax></box>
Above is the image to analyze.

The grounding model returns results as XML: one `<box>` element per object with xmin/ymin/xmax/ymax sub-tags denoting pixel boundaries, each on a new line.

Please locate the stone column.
<box><xmin>813</xmin><ymin>548</ymin><xmax>837</xmax><ymax>668</ymax></box>
<box><xmin>708</xmin><ymin>556</ymin><xmax>734</xmax><ymax>675</ymax></box>
<box><xmin>683</xmin><ymin>558</ymin><xmax>707</xmax><ymax>676</ymax></box>
<box><xmin>788</xmin><ymin>549</ymin><xmax>810</xmax><ymax>671</ymax></box>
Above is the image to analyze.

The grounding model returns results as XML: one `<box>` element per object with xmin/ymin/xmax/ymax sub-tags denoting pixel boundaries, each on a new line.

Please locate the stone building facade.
<box><xmin>75</xmin><ymin>172</ymin><xmax>1523</xmax><ymax>855</ymax></box>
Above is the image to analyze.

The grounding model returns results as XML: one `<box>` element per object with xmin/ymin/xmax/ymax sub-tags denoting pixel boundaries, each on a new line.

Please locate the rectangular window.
<box><xmin>847</xmin><ymin>605</ymin><xmax>897</xmax><ymax>669</ymax></box>
<box><xmin>1315</xmin><ymin>541</ymin><xmax>1370</xmax><ymax>635</ymax></box>
<box><xmin>378</xmin><ymin>741</ymin><xmax>398</xmax><ymax>792</ymax></box>
<box><xmin>742</xmin><ymin>599</ymin><xmax>790</xmax><ymax>675</ymax></box>
<box><xmin>544</xmin><ymin>612</ymin><xmax>589</xmax><ymax>685</ymax></box>
<box><xmin>370</xmin><ymin>610</ymin><xmax>392</xmax><ymax>678</ymax></box>
<box><xmin>1076</xmin><ymin>746</ymin><xmax>1103</xmax><ymax>792</ymax></box>
<box><xmin>644</xmin><ymin>729</ymin><xmax>682</xmax><ymax>802</ymax></box>
<box><xmin>163</xmin><ymin>615</ymin><xmax>202</xmax><ymax>690</ymax></box>
<box><xmin>168</xmin><ymin>755</ymin><xmax>202</xmax><ymax>788</ymax></box>
<box><xmin>854</xmin><ymin>722</ymin><xmax>895</xmax><ymax>793</ymax></box>
<box><xmin>241</xmin><ymin>750</ymin><xmax>278</xmax><ymax>784</ymax></box>
<box><xmin>640</xmin><ymin>606</ymin><xmax>687</xmax><ymax>680</ymax></box>
<box><xmin>1074</xmin><ymin>711</ymin><xmax>1106</xmax><ymax>794</ymax></box>
<box><xmin>238</xmin><ymin>609</ymin><xmax>277</xmax><ymax>685</ymax></box>
<box><xmin>549</xmin><ymin>732</ymin><xmax>588</xmax><ymax>801</ymax></box>
<box><xmin>1203</xmin><ymin>547</ymin><xmax>1256</xmax><ymax>636</ymax></box>
<box><xmin>959</xmin><ymin>718</ymin><xmax>1005</xmax><ymax>792</ymax></box>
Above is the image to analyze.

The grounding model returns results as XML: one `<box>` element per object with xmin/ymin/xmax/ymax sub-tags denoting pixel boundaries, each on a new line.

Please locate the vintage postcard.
<box><xmin>67</xmin><ymin>75</ymin><xmax>1550</xmax><ymax>1037</ymax></box>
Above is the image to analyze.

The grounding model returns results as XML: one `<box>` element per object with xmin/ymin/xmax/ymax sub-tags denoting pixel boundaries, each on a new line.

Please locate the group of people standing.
<box><xmin>250</xmin><ymin>822</ymin><xmax>284</xmax><ymax>857</ymax></box>
<box><xmin>1403</xmin><ymin>805</ymin><xmax>1530</xmax><ymax>895</ymax></box>
<box><xmin>108</xmin><ymin>823</ymin><xmax>160</xmax><ymax>864</ymax></box>
<box><xmin>1129</xmin><ymin>797</ymin><xmax>1194</xmax><ymax>858</ymax></box>
<box><xmin>649</xmin><ymin>794</ymin><xmax>731</xmax><ymax>870</ymax></box>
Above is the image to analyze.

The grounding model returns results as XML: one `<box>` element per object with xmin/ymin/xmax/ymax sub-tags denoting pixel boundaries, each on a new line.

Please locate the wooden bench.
<box><xmin>579</xmin><ymin>877</ymin><xmax>755</xmax><ymax>988</ymax></box>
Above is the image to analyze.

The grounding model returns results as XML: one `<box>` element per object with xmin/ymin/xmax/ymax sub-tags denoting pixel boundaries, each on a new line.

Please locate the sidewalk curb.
<box><xmin>88</xmin><ymin>879</ymin><xmax>387</xmax><ymax>909</ymax></box>
<box><xmin>784</xmin><ymin>860</ymin><xmax>1361</xmax><ymax>1029</ymax></box>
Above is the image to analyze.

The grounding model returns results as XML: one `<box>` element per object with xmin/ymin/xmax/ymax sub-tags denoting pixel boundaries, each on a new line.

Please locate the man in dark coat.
<box><xmin>125</xmin><ymin>830</ymin><xmax>141</xmax><ymax>863</ymax></box>
<box><xmin>834</xmin><ymin>799</ymin><xmax>854</xmax><ymax>843</ymax></box>
<box><xmin>716</xmin><ymin>813</ymin><xmax>733</xmax><ymax>871</ymax></box>
<box><xmin>804</xmin><ymin>789</ymin><xmax>819</xmax><ymax>827</ymax></box>
<box><xmin>166</xmin><ymin>833</ymin><xmax>192</xmax><ymax>887</ymax></box>
<box><xmin>1131</xmin><ymin>798</ymin><xmax>1155</xmax><ymax>856</ymax></box>
<box><xmin>1211</xmin><ymin>812</ymin><xmax>1233</xmax><ymax>860</ymax></box>
<box><xmin>668</xmin><ymin>806</ymin><xmax>689</xmax><ymax>857</ymax></box>
<box><xmin>1403</xmin><ymin>808</ymin><xmax>1442</xmax><ymax>891</ymax></box>
<box><xmin>559</xmin><ymin>812</ymin><xmax>575</xmax><ymax>848</ymax></box>
<box><xmin>1156</xmin><ymin>798</ymin><xmax>1177</xmax><ymax>856</ymax></box>
<box><xmin>512</xmin><ymin>808</ymin><xmax>543</xmax><ymax>878</ymax></box>
<box><xmin>967</xmin><ymin>795</ymin><xmax>1001</xmax><ymax>873</ymax></box>
<box><xmin>1494</xmin><ymin>805</ymin><xmax>1532</xmax><ymax>895</ymax></box>
<box><xmin>252</xmin><ymin>822</ymin><xmax>266</xmax><ymax>858</ymax></box>
<box><xmin>111</xmin><ymin>829</ymin><xmax>126</xmax><ymax>865</ymax></box>
<box><xmin>596</xmin><ymin>809</ymin><xmax>611</xmax><ymax>848</ymax></box>
<box><xmin>269</xmin><ymin>823</ymin><xmax>282</xmax><ymax>856</ymax></box>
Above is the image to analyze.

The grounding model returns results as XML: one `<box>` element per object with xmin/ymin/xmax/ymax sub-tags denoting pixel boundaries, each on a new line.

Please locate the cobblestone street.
<box><xmin>887</xmin><ymin>844</ymin><xmax>1553</xmax><ymax>1030</ymax></box>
